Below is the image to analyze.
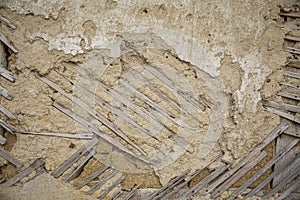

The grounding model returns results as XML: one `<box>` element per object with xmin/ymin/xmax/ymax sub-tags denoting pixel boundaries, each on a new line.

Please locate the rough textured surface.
<box><xmin>0</xmin><ymin>0</ymin><xmax>298</xmax><ymax>199</ymax></box>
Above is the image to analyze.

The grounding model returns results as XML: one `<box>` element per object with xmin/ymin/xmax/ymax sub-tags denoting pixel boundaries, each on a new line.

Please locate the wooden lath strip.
<box><xmin>145</xmin><ymin>169</ymin><xmax>190</xmax><ymax>200</ymax></box>
<box><xmin>0</xmin><ymin>15</ymin><xmax>16</xmax><ymax>30</ymax></box>
<box><xmin>280</xmin><ymin>82</ymin><xmax>300</xmax><ymax>90</ymax></box>
<box><xmin>265</xmin><ymin>107</ymin><xmax>300</xmax><ymax>124</ymax></box>
<box><xmin>0</xmin><ymin>67</ymin><xmax>15</xmax><ymax>82</ymax></box>
<box><xmin>7</xmin><ymin>159</ymin><xmax>44</xmax><ymax>186</ymax></box>
<box><xmin>163</xmin><ymin>155</ymin><xmax>225</xmax><ymax>199</ymax></box>
<box><xmin>203</xmin><ymin>122</ymin><xmax>289</xmax><ymax>195</ymax></box>
<box><xmin>87</xmin><ymin>170</ymin><xmax>118</xmax><ymax>195</ymax></box>
<box><xmin>0</xmin><ymin>85</ymin><xmax>12</xmax><ymax>100</ymax></box>
<box><xmin>284</xmin><ymin>46</ymin><xmax>300</xmax><ymax>55</ymax></box>
<box><xmin>280</xmin><ymin>12</ymin><xmax>300</xmax><ymax>18</ymax></box>
<box><xmin>111</xmin><ymin>191</ymin><xmax>123</xmax><ymax>200</ymax></box>
<box><xmin>183</xmin><ymin>164</ymin><xmax>231</xmax><ymax>198</ymax></box>
<box><xmin>286</xmin><ymin>59</ymin><xmax>300</xmax><ymax>69</ymax></box>
<box><xmin>245</xmin><ymin>151</ymin><xmax>300</xmax><ymax>198</ymax></box>
<box><xmin>228</xmin><ymin>139</ymin><xmax>299</xmax><ymax>200</ymax></box>
<box><xmin>284</xmin><ymin>71</ymin><xmax>300</xmax><ymax>79</ymax></box>
<box><xmin>276</xmin><ymin>178</ymin><xmax>300</xmax><ymax>200</ymax></box>
<box><xmin>0</xmin><ymin>104</ymin><xmax>16</xmax><ymax>120</ymax></box>
<box><xmin>263</xmin><ymin>166</ymin><xmax>300</xmax><ymax>199</ymax></box>
<box><xmin>51</xmin><ymin>138</ymin><xmax>98</xmax><ymax>178</ymax></box>
<box><xmin>27</xmin><ymin>168</ymin><xmax>47</xmax><ymax>183</ymax></box>
<box><xmin>52</xmin><ymin>102</ymin><xmax>142</xmax><ymax>161</ymax></box>
<box><xmin>285</xmin><ymin>34</ymin><xmax>300</xmax><ymax>42</ymax></box>
<box><xmin>0</xmin><ymin>32</ymin><xmax>18</xmax><ymax>53</ymax></box>
<box><xmin>64</xmin><ymin>149</ymin><xmax>96</xmax><ymax>182</ymax></box>
<box><xmin>211</xmin><ymin>151</ymin><xmax>268</xmax><ymax>199</ymax></box>
<box><xmin>285</xmin><ymin>21</ymin><xmax>300</xmax><ymax>30</ymax></box>
<box><xmin>76</xmin><ymin>165</ymin><xmax>110</xmax><ymax>190</ymax></box>
<box><xmin>98</xmin><ymin>176</ymin><xmax>125</xmax><ymax>200</ymax></box>
<box><xmin>123</xmin><ymin>184</ymin><xmax>140</xmax><ymax>200</ymax></box>
<box><xmin>0</xmin><ymin>174</ymin><xmax>5</xmax><ymax>183</ymax></box>
<box><xmin>263</xmin><ymin>100</ymin><xmax>300</xmax><ymax>113</ymax></box>
<box><xmin>152</xmin><ymin>171</ymin><xmax>190</xmax><ymax>200</ymax></box>
<box><xmin>0</xmin><ymin>119</ymin><xmax>15</xmax><ymax>134</ymax></box>
<box><xmin>0</xmin><ymin>148</ymin><xmax>23</xmax><ymax>169</ymax></box>
<box><xmin>38</xmin><ymin>76</ymin><xmax>146</xmax><ymax>156</ymax></box>
<box><xmin>17</xmin><ymin>131</ymin><xmax>94</xmax><ymax>140</ymax></box>
<box><xmin>0</xmin><ymin>135</ymin><xmax>6</xmax><ymax>145</ymax></box>
<box><xmin>284</xmin><ymin>122</ymin><xmax>300</xmax><ymax>137</ymax></box>
<box><xmin>278</xmin><ymin>91</ymin><xmax>300</xmax><ymax>101</ymax></box>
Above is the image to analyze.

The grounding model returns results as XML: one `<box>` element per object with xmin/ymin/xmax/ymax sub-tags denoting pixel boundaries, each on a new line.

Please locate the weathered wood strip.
<box><xmin>285</xmin><ymin>21</ymin><xmax>300</xmax><ymax>30</ymax></box>
<box><xmin>152</xmin><ymin>171</ymin><xmax>190</xmax><ymax>200</ymax></box>
<box><xmin>276</xmin><ymin>178</ymin><xmax>300</xmax><ymax>200</ymax></box>
<box><xmin>0</xmin><ymin>15</ymin><xmax>16</xmax><ymax>29</ymax></box>
<box><xmin>161</xmin><ymin>168</ymin><xmax>205</xmax><ymax>200</ymax></box>
<box><xmin>265</xmin><ymin>107</ymin><xmax>300</xmax><ymax>124</ymax></box>
<box><xmin>0</xmin><ymin>85</ymin><xmax>12</xmax><ymax>100</ymax></box>
<box><xmin>64</xmin><ymin>149</ymin><xmax>96</xmax><ymax>182</ymax></box>
<box><xmin>0</xmin><ymin>135</ymin><xmax>6</xmax><ymax>145</ymax></box>
<box><xmin>286</xmin><ymin>59</ymin><xmax>300</xmax><ymax>68</ymax></box>
<box><xmin>145</xmin><ymin>169</ymin><xmax>190</xmax><ymax>200</ymax></box>
<box><xmin>0</xmin><ymin>104</ymin><xmax>16</xmax><ymax>120</ymax></box>
<box><xmin>76</xmin><ymin>165</ymin><xmax>110</xmax><ymax>190</ymax></box>
<box><xmin>263</xmin><ymin>100</ymin><xmax>300</xmax><ymax>113</ymax></box>
<box><xmin>98</xmin><ymin>176</ymin><xmax>125</xmax><ymax>200</ymax></box>
<box><xmin>0</xmin><ymin>32</ymin><xmax>18</xmax><ymax>53</ymax></box>
<box><xmin>285</xmin><ymin>34</ymin><xmax>300</xmax><ymax>42</ymax></box>
<box><xmin>0</xmin><ymin>148</ymin><xmax>23</xmax><ymax>169</ymax></box>
<box><xmin>284</xmin><ymin>122</ymin><xmax>300</xmax><ymax>137</ymax></box>
<box><xmin>0</xmin><ymin>174</ymin><xmax>5</xmax><ymax>183</ymax></box>
<box><xmin>51</xmin><ymin>138</ymin><xmax>98</xmax><ymax>178</ymax></box>
<box><xmin>278</xmin><ymin>91</ymin><xmax>300</xmax><ymax>101</ymax></box>
<box><xmin>39</xmin><ymin>76</ymin><xmax>146</xmax><ymax>156</ymax></box>
<box><xmin>0</xmin><ymin>119</ymin><xmax>15</xmax><ymax>134</ymax></box>
<box><xmin>164</xmin><ymin>155</ymin><xmax>224</xmax><ymax>199</ymax></box>
<box><xmin>263</xmin><ymin>167</ymin><xmax>300</xmax><ymax>199</ymax></box>
<box><xmin>280</xmin><ymin>12</ymin><xmax>300</xmax><ymax>18</ymax></box>
<box><xmin>211</xmin><ymin>151</ymin><xmax>268</xmax><ymax>199</ymax></box>
<box><xmin>124</xmin><ymin>184</ymin><xmax>140</xmax><ymax>200</ymax></box>
<box><xmin>183</xmin><ymin>164</ymin><xmax>231</xmax><ymax>198</ymax></box>
<box><xmin>0</xmin><ymin>67</ymin><xmax>15</xmax><ymax>82</ymax></box>
<box><xmin>273</xmin><ymin>119</ymin><xmax>299</xmax><ymax>188</ymax></box>
<box><xmin>245</xmin><ymin>151</ymin><xmax>300</xmax><ymax>198</ymax></box>
<box><xmin>285</xmin><ymin>191</ymin><xmax>300</xmax><ymax>200</ymax></box>
<box><xmin>284</xmin><ymin>71</ymin><xmax>300</xmax><ymax>79</ymax></box>
<box><xmin>203</xmin><ymin>122</ymin><xmax>289</xmax><ymax>195</ymax></box>
<box><xmin>111</xmin><ymin>191</ymin><xmax>123</xmax><ymax>200</ymax></box>
<box><xmin>143</xmin><ymin>64</ymin><xmax>175</xmax><ymax>89</ymax></box>
<box><xmin>27</xmin><ymin>168</ymin><xmax>47</xmax><ymax>182</ymax></box>
<box><xmin>284</xmin><ymin>46</ymin><xmax>300</xmax><ymax>55</ymax></box>
<box><xmin>52</xmin><ymin>102</ymin><xmax>141</xmax><ymax>160</ymax></box>
<box><xmin>87</xmin><ymin>170</ymin><xmax>118</xmax><ymax>195</ymax></box>
<box><xmin>228</xmin><ymin>139</ymin><xmax>299</xmax><ymax>200</ymax></box>
<box><xmin>280</xmin><ymin>82</ymin><xmax>300</xmax><ymax>90</ymax></box>
<box><xmin>7</xmin><ymin>159</ymin><xmax>44</xmax><ymax>186</ymax></box>
<box><xmin>17</xmin><ymin>131</ymin><xmax>94</xmax><ymax>140</ymax></box>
